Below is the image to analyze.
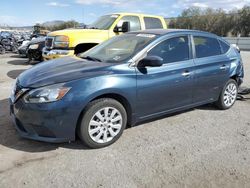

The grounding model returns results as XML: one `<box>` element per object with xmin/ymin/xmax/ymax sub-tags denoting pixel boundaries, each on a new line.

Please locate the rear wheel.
<box><xmin>215</xmin><ymin>79</ymin><xmax>238</xmax><ymax>110</ymax></box>
<box><xmin>78</xmin><ymin>98</ymin><xmax>127</xmax><ymax>149</ymax></box>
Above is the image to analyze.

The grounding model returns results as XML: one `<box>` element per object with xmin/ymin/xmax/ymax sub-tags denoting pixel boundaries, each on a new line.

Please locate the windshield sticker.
<box><xmin>111</xmin><ymin>15</ymin><xmax>119</xmax><ymax>18</ymax></box>
<box><xmin>113</xmin><ymin>56</ymin><xmax>121</xmax><ymax>61</ymax></box>
<box><xmin>136</xmin><ymin>34</ymin><xmax>156</xmax><ymax>38</ymax></box>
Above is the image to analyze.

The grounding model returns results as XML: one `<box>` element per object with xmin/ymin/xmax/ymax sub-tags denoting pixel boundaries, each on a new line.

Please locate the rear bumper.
<box><xmin>42</xmin><ymin>48</ymin><xmax>74</xmax><ymax>60</ymax></box>
<box><xmin>9</xmin><ymin>98</ymin><xmax>78</xmax><ymax>143</ymax></box>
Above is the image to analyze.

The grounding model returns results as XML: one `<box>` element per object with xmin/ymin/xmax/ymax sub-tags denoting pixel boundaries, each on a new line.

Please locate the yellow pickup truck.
<box><xmin>42</xmin><ymin>13</ymin><xmax>167</xmax><ymax>60</ymax></box>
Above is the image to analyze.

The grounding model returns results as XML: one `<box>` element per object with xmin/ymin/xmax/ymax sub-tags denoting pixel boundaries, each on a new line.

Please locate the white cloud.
<box><xmin>75</xmin><ymin>0</ymin><xmax>123</xmax><ymax>5</ymax></box>
<box><xmin>191</xmin><ymin>3</ymin><xmax>208</xmax><ymax>8</ymax></box>
<box><xmin>46</xmin><ymin>2</ymin><xmax>70</xmax><ymax>7</ymax></box>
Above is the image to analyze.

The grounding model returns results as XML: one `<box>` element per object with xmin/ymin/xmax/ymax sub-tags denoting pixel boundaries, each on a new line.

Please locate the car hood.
<box><xmin>18</xmin><ymin>56</ymin><xmax>113</xmax><ymax>88</ymax></box>
<box><xmin>48</xmin><ymin>29</ymin><xmax>109</xmax><ymax>45</ymax></box>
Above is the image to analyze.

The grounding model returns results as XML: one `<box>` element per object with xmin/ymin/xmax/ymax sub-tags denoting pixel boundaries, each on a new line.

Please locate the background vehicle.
<box><xmin>0</xmin><ymin>31</ymin><xmax>19</xmax><ymax>53</ymax></box>
<box><xmin>42</xmin><ymin>13</ymin><xmax>167</xmax><ymax>60</ymax></box>
<box><xmin>27</xmin><ymin>37</ymin><xmax>45</xmax><ymax>62</ymax></box>
<box><xmin>18</xmin><ymin>41</ymin><xmax>30</xmax><ymax>57</ymax></box>
<box><xmin>10</xmin><ymin>29</ymin><xmax>244</xmax><ymax>148</ymax></box>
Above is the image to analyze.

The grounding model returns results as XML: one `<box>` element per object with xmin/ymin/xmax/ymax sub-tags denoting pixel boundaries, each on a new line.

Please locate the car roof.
<box><xmin>110</xmin><ymin>12</ymin><xmax>164</xmax><ymax>19</ymax></box>
<box><xmin>129</xmin><ymin>29</ymin><xmax>218</xmax><ymax>37</ymax></box>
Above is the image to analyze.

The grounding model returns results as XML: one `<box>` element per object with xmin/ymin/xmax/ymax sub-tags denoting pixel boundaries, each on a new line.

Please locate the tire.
<box><xmin>34</xmin><ymin>51</ymin><xmax>42</xmax><ymax>61</ymax></box>
<box><xmin>11</xmin><ymin>45</ymin><xmax>18</xmax><ymax>53</ymax></box>
<box><xmin>215</xmin><ymin>79</ymin><xmax>238</xmax><ymax>110</ymax></box>
<box><xmin>0</xmin><ymin>45</ymin><xmax>5</xmax><ymax>54</ymax></box>
<box><xmin>78</xmin><ymin>98</ymin><xmax>127</xmax><ymax>149</ymax></box>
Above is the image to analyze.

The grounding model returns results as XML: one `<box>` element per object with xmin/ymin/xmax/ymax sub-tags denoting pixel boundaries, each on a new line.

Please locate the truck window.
<box><xmin>118</xmin><ymin>16</ymin><xmax>141</xmax><ymax>31</ymax></box>
<box><xmin>89</xmin><ymin>14</ymin><xmax>119</xmax><ymax>30</ymax></box>
<box><xmin>144</xmin><ymin>17</ymin><xmax>163</xmax><ymax>29</ymax></box>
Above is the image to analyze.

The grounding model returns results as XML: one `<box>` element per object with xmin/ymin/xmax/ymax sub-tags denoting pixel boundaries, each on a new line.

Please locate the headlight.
<box><xmin>29</xmin><ymin>44</ymin><xmax>39</xmax><ymax>49</ymax></box>
<box><xmin>24</xmin><ymin>84</ymin><xmax>71</xmax><ymax>103</ymax></box>
<box><xmin>53</xmin><ymin>35</ymin><xmax>69</xmax><ymax>49</ymax></box>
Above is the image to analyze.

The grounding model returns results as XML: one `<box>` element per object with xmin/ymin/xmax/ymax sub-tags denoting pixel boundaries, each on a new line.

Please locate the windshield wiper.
<box><xmin>82</xmin><ymin>56</ymin><xmax>102</xmax><ymax>62</ymax></box>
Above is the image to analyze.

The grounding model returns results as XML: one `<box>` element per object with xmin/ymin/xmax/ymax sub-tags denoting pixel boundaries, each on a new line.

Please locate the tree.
<box><xmin>168</xmin><ymin>6</ymin><xmax>250</xmax><ymax>37</ymax></box>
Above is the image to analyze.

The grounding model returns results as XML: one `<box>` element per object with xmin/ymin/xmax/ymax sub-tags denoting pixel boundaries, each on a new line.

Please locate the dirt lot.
<box><xmin>0</xmin><ymin>52</ymin><xmax>250</xmax><ymax>188</ymax></box>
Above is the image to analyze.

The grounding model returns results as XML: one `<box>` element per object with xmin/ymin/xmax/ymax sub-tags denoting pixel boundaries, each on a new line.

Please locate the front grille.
<box><xmin>45</xmin><ymin>37</ymin><xmax>53</xmax><ymax>49</ymax></box>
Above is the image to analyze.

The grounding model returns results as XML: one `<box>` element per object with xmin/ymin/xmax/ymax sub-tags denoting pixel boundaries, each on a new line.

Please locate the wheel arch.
<box><xmin>75</xmin><ymin>92</ymin><xmax>134</xmax><ymax>139</ymax></box>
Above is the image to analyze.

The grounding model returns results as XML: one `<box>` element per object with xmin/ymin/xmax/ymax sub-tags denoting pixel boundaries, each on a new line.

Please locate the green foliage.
<box><xmin>169</xmin><ymin>6</ymin><xmax>250</xmax><ymax>37</ymax></box>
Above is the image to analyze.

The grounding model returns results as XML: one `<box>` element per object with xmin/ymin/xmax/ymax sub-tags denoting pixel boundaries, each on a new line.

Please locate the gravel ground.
<box><xmin>0</xmin><ymin>52</ymin><xmax>250</xmax><ymax>188</ymax></box>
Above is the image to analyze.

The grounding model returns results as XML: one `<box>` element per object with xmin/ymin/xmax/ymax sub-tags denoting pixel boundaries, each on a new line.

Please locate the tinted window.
<box><xmin>219</xmin><ymin>40</ymin><xmax>230</xmax><ymax>53</ymax></box>
<box><xmin>148</xmin><ymin>36</ymin><xmax>190</xmax><ymax>64</ymax></box>
<box><xmin>118</xmin><ymin>16</ymin><xmax>141</xmax><ymax>31</ymax></box>
<box><xmin>194</xmin><ymin>36</ymin><xmax>221</xmax><ymax>58</ymax></box>
<box><xmin>144</xmin><ymin>17</ymin><xmax>163</xmax><ymax>29</ymax></box>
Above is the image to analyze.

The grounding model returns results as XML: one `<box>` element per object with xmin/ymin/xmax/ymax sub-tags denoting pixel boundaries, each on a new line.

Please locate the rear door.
<box><xmin>136</xmin><ymin>35</ymin><xmax>195</xmax><ymax>118</ymax></box>
<box><xmin>192</xmin><ymin>35</ymin><xmax>231</xmax><ymax>103</ymax></box>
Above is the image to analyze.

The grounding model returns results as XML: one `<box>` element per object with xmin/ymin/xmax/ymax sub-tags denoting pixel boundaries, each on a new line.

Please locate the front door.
<box><xmin>136</xmin><ymin>35</ymin><xmax>195</xmax><ymax>118</ymax></box>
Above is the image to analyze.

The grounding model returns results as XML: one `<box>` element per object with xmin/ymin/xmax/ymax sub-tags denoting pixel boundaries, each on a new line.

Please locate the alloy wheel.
<box><xmin>223</xmin><ymin>82</ymin><xmax>237</xmax><ymax>107</ymax></box>
<box><xmin>88</xmin><ymin>107</ymin><xmax>122</xmax><ymax>144</ymax></box>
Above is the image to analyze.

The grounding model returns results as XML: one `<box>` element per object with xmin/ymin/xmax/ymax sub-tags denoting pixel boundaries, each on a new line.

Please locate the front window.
<box><xmin>148</xmin><ymin>36</ymin><xmax>190</xmax><ymax>64</ymax></box>
<box><xmin>80</xmin><ymin>33</ymin><xmax>157</xmax><ymax>63</ymax></box>
<box><xmin>117</xmin><ymin>16</ymin><xmax>141</xmax><ymax>31</ymax></box>
<box><xmin>88</xmin><ymin>14</ymin><xmax>119</xmax><ymax>30</ymax></box>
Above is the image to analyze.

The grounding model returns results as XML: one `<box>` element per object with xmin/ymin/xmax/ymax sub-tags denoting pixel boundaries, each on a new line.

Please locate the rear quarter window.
<box><xmin>219</xmin><ymin>40</ymin><xmax>230</xmax><ymax>54</ymax></box>
<box><xmin>144</xmin><ymin>17</ymin><xmax>163</xmax><ymax>29</ymax></box>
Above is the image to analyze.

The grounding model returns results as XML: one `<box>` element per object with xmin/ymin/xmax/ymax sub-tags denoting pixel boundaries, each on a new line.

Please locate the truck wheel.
<box><xmin>215</xmin><ymin>79</ymin><xmax>238</xmax><ymax>110</ymax></box>
<box><xmin>78</xmin><ymin>98</ymin><xmax>127</xmax><ymax>149</ymax></box>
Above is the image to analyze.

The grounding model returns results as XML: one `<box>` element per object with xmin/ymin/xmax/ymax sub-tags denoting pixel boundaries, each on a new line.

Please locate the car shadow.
<box><xmin>131</xmin><ymin>103</ymin><xmax>219</xmax><ymax>127</ymax></box>
<box><xmin>7</xmin><ymin>59</ymin><xmax>29</xmax><ymax>66</ymax></box>
<box><xmin>0</xmin><ymin>98</ymin><xmax>89</xmax><ymax>153</ymax></box>
<box><xmin>7</xmin><ymin>69</ymin><xmax>27</xmax><ymax>79</ymax></box>
<box><xmin>9</xmin><ymin>54</ymin><xmax>25</xmax><ymax>58</ymax></box>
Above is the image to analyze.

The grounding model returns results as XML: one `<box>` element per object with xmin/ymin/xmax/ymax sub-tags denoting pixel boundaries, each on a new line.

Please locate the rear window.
<box><xmin>144</xmin><ymin>17</ymin><xmax>163</xmax><ymax>29</ymax></box>
<box><xmin>194</xmin><ymin>36</ymin><xmax>221</xmax><ymax>58</ymax></box>
<box><xmin>219</xmin><ymin>40</ymin><xmax>230</xmax><ymax>54</ymax></box>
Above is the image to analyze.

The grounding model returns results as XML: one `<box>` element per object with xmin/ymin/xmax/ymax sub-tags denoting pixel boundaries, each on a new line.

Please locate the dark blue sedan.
<box><xmin>9</xmin><ymin>29</ymin><xmax>244</xmax><ymax>148</ymax></box>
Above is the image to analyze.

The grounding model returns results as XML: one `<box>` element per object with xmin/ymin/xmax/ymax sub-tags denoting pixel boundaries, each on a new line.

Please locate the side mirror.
<box><xmin>138</xmin><ymin>56</ymin><xmax>163</xmax><ymax>67</ymax></box>
<box><xmin>113</xmin><ymin>21</ymin><xmax>130</xmax><ymax>33</ymax></box>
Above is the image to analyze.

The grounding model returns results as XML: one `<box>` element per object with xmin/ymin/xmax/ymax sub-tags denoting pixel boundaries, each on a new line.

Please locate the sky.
<box><xmin>1</xmin><ymin>0</ymin><xmax>250</xmax><ymax>26</ymax></box>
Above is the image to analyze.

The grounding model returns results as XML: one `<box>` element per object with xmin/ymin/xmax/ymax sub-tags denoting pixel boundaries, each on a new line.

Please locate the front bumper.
<box><xmin>42</xmin><ymin>48</ymin><xmax>74</xmax><ymax>60</ymax></box>
<box><xmin>9</xmin><ymin>97</ymin><xmax>78</xmax><ymax>143</ymax></box>
<box><xmin>18</xmin><ymin>47</ymin><xmax>28</xmax><ymax>57</ymax></box>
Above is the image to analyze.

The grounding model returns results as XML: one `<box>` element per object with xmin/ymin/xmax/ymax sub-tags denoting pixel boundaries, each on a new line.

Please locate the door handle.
<box><xmin>182</xmin><ymin>71</ymin><xmax>191</xmax><ymax>77</ymax></box>
<box><xmin>220</xmin><ymin>65</ymin><xmax>228</xmax><ymax>70</ymax></box>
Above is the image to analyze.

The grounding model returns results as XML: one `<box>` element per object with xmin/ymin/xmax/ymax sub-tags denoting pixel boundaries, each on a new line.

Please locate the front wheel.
<box><xmin>78</xmin><ymin>98</ymin><xmax>127</xmax><ymax>149</ymax></box>
<box><xmin>215</xmin><ymin>79</ymin><xmax>238</xmax><ymax>110</ymax></box>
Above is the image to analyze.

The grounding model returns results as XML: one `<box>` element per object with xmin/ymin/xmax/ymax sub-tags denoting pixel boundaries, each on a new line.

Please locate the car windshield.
<box><xmin>88</xmin><ymin>14</ymin><xmax>119</xmax><ymax>30</ymax></box>
<box><xmin>80</xmin><ymin>33</ymin><xmax>158</xmax><ymax>63</ymax></box>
